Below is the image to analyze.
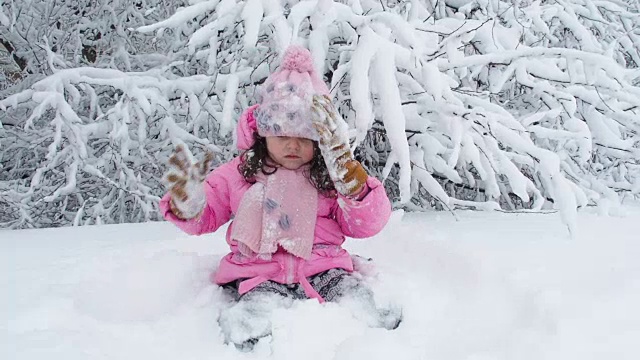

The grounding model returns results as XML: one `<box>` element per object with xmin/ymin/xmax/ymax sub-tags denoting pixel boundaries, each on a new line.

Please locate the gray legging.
<box><xmin>217</xmin><ymin>268</ymin><xmax>402</xmax><ymax>351</ymax></box>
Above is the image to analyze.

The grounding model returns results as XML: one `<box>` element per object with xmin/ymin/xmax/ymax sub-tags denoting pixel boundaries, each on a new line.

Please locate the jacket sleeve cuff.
<box><xmin>338</xmin><ymin>177</ymin><xmax>376</xmax><ymax>205</ymax></box>
<box><xmin>346</xmin><ymin>182</ymin><xmax>371</xmax><ymax>201</ymax></box>
<box><xmin>160</xmin><ymin>192</ymin><xmax>206</xmax><ymax>235</ymax></box>
<box><xmin>334</xmin><ymin>176</ymin><xmax>391</xmax><ymax>238</ymax></box>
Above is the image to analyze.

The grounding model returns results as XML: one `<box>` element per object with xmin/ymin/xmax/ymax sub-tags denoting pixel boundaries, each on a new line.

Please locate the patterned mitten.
<box><xmin>163</xmin><ymin>145</ymin><xmax>214</xmax><ymax>220</ymax></box>
<box><xmin>311</xmin><ymin>95</ymin><xmax>367</xmax><ymax>197</ymax></box>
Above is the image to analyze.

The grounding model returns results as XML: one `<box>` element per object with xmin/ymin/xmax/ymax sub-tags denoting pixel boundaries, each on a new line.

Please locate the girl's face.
<box><xmin>265</xmin><ymin>136</ymin><xmax>315</xmax><ymax>170</ymax></box>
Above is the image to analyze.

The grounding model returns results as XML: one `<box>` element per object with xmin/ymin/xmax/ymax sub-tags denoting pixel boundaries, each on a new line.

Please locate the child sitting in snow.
<box><xmin>160</xmin><ymin>46</ymin><xmax>401</xmax><ymax>350</ymax></box>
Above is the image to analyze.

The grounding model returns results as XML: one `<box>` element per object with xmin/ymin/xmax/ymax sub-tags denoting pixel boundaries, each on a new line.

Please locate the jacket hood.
<box><xmin>236</xmin><ymin>104</ymin><xmax>260</xmax><ymax>150</ymax></box>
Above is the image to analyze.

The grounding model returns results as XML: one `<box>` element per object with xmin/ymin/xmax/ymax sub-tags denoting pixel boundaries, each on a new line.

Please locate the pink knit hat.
<box><xmin>253</xmin><ymin>46</ymin><xmax>329</xmax><ymax>141</ymax></box>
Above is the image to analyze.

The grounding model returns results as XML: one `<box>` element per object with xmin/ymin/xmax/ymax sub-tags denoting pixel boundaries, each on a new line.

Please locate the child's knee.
<box><xmin>310</xmin><ymin>268</ymin><xmax>367</xmax><ymax>302</ymax></box>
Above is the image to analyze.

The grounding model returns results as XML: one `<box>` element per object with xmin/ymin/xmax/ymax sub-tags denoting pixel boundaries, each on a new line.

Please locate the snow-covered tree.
<box><xmin>2</xmin><ymin>0</ymin><xmax>640</xmax><ymax>231</ymax></box>
<box><xmin>0</xmin><ymin>0</ymin><xmax>190</xmax><ymax>227</ymax></box>
<box><xmin>0</xmin><ymin>0</ymin><xmax>184</xmax><ymax>74</ymax></box>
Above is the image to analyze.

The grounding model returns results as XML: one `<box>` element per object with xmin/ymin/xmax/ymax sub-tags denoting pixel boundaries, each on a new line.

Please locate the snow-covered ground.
<box><xmin>3</xmin><ymin>207</ymin><xmax>640</xmax><ymax>360</ymax></box>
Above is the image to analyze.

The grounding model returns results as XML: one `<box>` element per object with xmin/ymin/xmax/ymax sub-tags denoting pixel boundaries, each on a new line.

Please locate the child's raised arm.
<box><xmin>333</xmin><ymin>176</ymin><xmax>392</xmax><ymax>239</ymax></box>
<box><xmin>160</xmin><ymin>146</ymin><xmax>233</xmax><ymax>236</ymax></box>
<box><xmin>310</xmin><ymin>95</ymin><xmax>392</xmax><ymax>238</ymax></box>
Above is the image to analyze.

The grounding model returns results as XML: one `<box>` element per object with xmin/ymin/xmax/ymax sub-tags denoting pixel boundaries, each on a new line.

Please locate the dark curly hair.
<box><xmin>238</xmin><ymin>133</ymin><xmax>336</xmax><ymax>196</ymax></box>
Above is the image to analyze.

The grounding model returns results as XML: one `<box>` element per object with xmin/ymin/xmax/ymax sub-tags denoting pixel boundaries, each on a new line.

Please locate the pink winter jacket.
<box><xmin>160</xmin><ymin>108</ymin><xmax>392</xmax><ymax>302</ymax></box>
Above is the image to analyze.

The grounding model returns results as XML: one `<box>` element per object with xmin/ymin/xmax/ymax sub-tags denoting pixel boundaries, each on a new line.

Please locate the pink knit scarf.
<box><xmin>231</xmin><ymin>166</ymin><xmax>318</xmax><ymax>260</ymax></box>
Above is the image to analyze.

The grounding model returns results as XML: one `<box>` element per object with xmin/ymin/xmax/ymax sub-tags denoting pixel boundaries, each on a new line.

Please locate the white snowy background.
<box><xmin>2</xmin><ymin>0</ymin><xmax>640</xmax><ymax>358</ymax></box>
<box><xmin>3</xmin><ymin>206</ymin><xmax>640</xmax><ymax>359</ymax></box>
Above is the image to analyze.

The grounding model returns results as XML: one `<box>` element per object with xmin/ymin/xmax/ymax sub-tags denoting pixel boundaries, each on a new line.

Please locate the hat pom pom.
<box><xmin>281</xmin><ymin>46</ymin><xmax>315</xmax><ymax>73</ymax></box>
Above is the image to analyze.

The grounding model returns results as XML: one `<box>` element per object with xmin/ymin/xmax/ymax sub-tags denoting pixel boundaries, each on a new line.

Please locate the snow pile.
<box><xmin>3</xmin><ymin>206</ymin><xmax>640</xmax><ymax>359</ymax></box>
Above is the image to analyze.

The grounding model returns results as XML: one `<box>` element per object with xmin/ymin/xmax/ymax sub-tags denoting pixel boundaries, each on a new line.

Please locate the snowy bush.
<box><xmin>2</xmin><ymin>0</ymin><xmax>640</xmax><ymax>230</ymax></box>
<box><xmin>0</xmin><ymin>0</ymin><xmax>197</xmax><ymax>227</ymax></box>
